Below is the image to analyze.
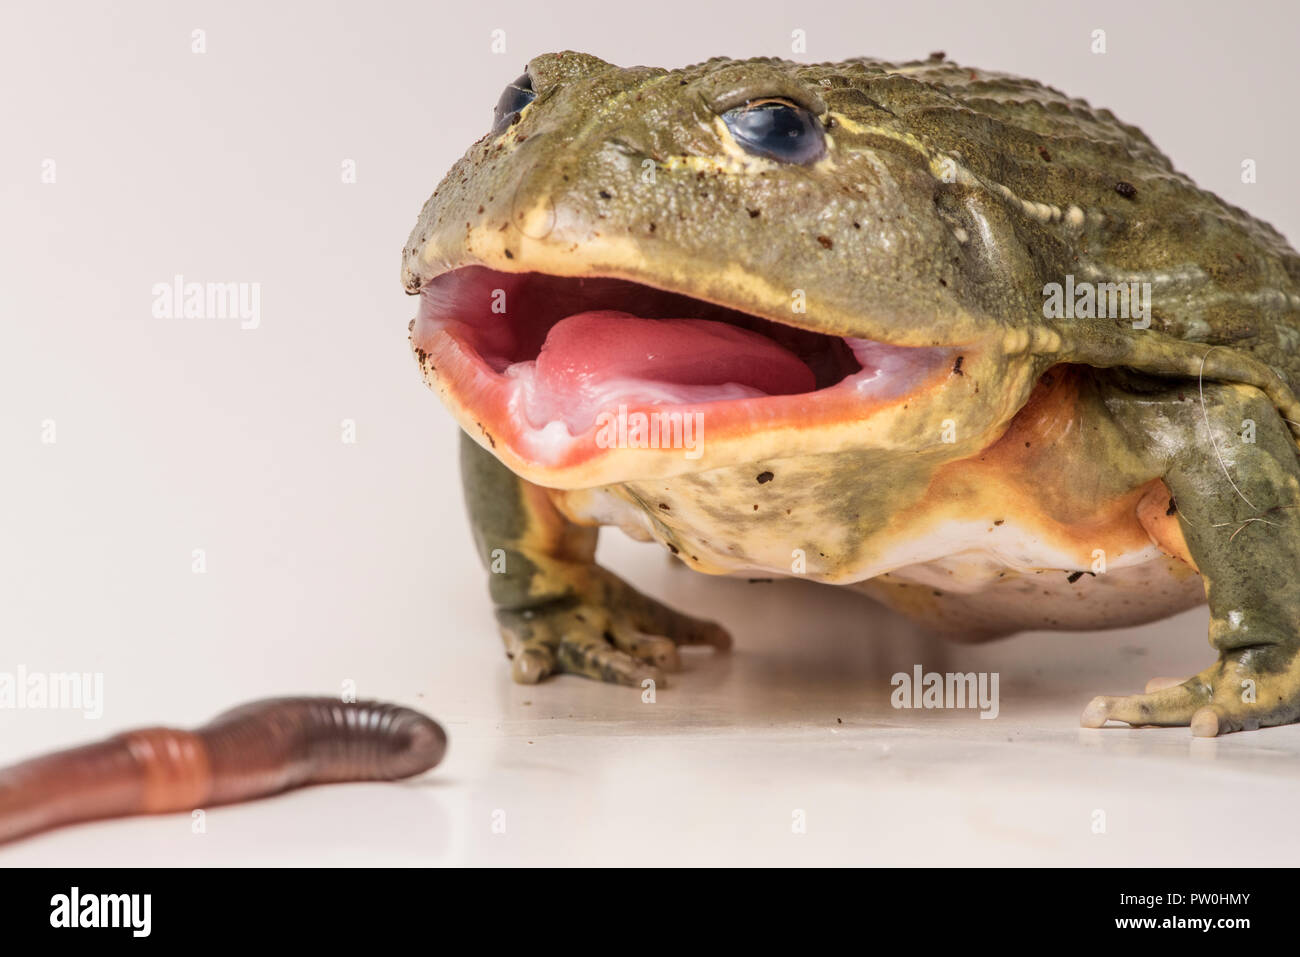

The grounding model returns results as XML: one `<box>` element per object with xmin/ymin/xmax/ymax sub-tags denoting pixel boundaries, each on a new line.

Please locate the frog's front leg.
<box><xmin>459</xmin><ymin>431</ymin><xmax>730</xmax><ymax>686</ymax></box>
<box><xmin>1082</xmin><ymin>378</ymin><xmax>1300</xmax><ymax>736</ymax></box>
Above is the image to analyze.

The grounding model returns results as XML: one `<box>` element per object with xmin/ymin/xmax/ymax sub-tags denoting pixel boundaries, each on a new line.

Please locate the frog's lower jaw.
<box><xmin>412</xmin><ymin>265</ymin><xmax>957</xmax><ymax>486</ymax></box>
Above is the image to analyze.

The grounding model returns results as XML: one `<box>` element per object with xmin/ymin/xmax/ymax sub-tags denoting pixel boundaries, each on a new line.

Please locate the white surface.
<box><xmin>3</xmin><ymin>0</ymin><xmax>1300</xmax><ymax>866</ymax></box>
<box><xmin>6</xmin><ymin>543</ymin><xmax>1300</xmax><ymax>867</ymax></box>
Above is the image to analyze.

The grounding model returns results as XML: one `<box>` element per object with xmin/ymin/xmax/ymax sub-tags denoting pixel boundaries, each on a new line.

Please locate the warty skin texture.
<box><xmin>407</xmin><ymin>52</ymin><xmax>1300</xmax><ymax>736</ymax></box>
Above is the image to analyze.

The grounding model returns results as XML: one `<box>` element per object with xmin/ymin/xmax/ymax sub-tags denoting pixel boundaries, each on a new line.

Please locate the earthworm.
<box><xmin>0</xmin><ymin>697</ymin><xmax>446</xmax><ymax>845</ymax></box>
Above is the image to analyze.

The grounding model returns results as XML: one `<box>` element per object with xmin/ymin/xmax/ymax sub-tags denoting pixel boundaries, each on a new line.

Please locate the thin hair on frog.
<box><xmin>1193</xmin><ymin>345</ymin><xmax>1300</xmax><ymax>543</ymax></box>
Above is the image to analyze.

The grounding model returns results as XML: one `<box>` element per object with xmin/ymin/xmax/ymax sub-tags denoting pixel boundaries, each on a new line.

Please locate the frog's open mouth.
<box><xmin>413</xmin><ymin>266</ymin><xmax>955</xmax><ymax>473</ymax></box>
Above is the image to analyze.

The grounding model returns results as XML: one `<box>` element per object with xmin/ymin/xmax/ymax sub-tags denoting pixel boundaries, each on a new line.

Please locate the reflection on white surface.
<box><xmin>4</xmin><ymin>539</ymin><xmax>1300</xmax><ymax>866</ymax></box>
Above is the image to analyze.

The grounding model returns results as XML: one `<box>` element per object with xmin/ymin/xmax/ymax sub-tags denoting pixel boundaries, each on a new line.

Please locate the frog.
<box><xmin>402</xmin><ymin>51</ymin><xmax>1300</xmax><ymax>737</ymax></box>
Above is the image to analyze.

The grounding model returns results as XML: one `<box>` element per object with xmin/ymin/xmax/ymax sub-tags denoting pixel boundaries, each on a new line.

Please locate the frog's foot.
<box><xmin>495</xmin><ymin>573</ymin><xmax>730</xmax><ymax>687</ymax></box>
<box><xmin>1080</xmin><ymin>649</ymin><xmax>1300</xmax><ymax>736</ymax></box>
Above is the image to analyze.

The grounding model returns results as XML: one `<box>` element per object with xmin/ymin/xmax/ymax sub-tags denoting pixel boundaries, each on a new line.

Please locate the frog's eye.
<box><xmin>492</xmin><ymin>73</ymin><xmax>536</xmax><ymax>134</ymax></box>
<box><xmin>721</xmin><ymin>98</ymin><xmax>825</xmax><ymax>164</ymax></box>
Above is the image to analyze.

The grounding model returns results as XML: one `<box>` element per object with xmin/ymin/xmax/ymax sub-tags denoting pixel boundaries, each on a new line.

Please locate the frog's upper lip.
<box><xmin>411</xmin><ymin>265</ymin><xmax>958</xmax><ymax>485</ymax></box>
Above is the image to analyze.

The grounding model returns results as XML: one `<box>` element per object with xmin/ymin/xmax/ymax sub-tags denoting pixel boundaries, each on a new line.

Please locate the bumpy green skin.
<box><xmin>404</xmin><ymin>53</ymin><xmax>1300</xmax><ymax>411</ymax></box>
<box><xmin>410</xmin><ymin>53</ymin><xmax>1300</xmax><ymax>735</ymax></box>
<box><xmin>1085</xmin><ymin>377</ymin><xmax>1300</xmax><ymax>735</ymax></box>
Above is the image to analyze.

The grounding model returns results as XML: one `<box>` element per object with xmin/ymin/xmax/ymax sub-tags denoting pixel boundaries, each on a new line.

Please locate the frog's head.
<box><xmin>404</xmin><ymin>52</ymin><xmax>1053</xmax><ymax>489</ymax></box>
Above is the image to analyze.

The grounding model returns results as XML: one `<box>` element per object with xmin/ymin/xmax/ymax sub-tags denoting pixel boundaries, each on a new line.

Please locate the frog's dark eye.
<box><xmin>492</xmin><ymin>73</ymin><xmax>536</xmax><ymax>134</ymax></box>
<box><xmin>721</xmin><ymin>98</ymin><xmax>825</xmax><ymax>164</ymax></box>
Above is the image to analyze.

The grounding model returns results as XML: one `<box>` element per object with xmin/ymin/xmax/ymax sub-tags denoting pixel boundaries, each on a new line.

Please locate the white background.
<box><xmin>2</xmin><ymin>0</ymin><xmax>1298</xmax><ymax>865</ymax></box>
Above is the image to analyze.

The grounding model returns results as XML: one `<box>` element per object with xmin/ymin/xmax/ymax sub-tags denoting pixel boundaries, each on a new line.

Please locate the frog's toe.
<box><xmin>556</xmin><ymin>625</ymin><xmax>667</xmax><ymax>687</ymax></box>
<box><xmin>1080</xmin><ymin>678</ymin><xmax>1210</xmax><ymax>729</ymax></box>
<box><xmin>595</xmin><ymin>571</ymin><xmax>732</xmax><ymax>651</ymax></box>
<box><xmin>677</xmin><ymin>617</ymin><xmax>733</xmax><ymax>650</ymax></box>
<box><xmin>1191</xmin><ymin>707</ymin><xmax>1228</xmax><ymax>737</ymax></box>
<box><xmin>496</xmin><ymin>609</ymin><xmax>561</xmax><ymax>684</ymax></box>
<box><xmin>1184</xmin><ymin>663</ymin><xmax>1300</xmax><ymax>737</ymax></box>
<box><xmin>1184</xmin><ymin>703</ymin><xmax>1284</xmax><ymax>737</ymax></box>
<box><xmin>625</xmin><ymin>597</ymin><xmax>731</xmax><ymax>650</ymax></box>
<box><xmin>634</xmin><ymin>608</ymin><xmax>731</xmax><ymax>651</ymax></box>
<box><xmin>1144</xmin><ymin>675</ymin><xmax>1187</xmax><ymax>693</ymax></box>
<box><xmin>608</xmin><ymin>630</ymin><xmax>682</xmax><ymax>672</ymax></box>
<box><xmin>1082</xmin><ymin>652</ymin><xmax>1300</xmax><ymax>734</ymax></box>
<box><xmin>494</xmin><ymin>572</ymin><xmax>729</xmax><ymax>687</ymax></box>
<box><xmin>1188</xmin><ymin>702</ymin><xmax>1292</xmax><ymax>737</ymax></box>
<box><xmin>497</xmin><ymin>605</ymin><xmax>666</xmax><ymax>687</ymax></box>
<box><xmin>510</xmin><ymin>647</ymin><xmax>556</xmax><ymax>684</ymax></box>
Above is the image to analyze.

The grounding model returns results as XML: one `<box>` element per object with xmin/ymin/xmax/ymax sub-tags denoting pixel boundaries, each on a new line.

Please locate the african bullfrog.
<box><xmin>403</xmin><ymin>52</ymin><xmax>1300</xmax><ymax>737</ymax></box>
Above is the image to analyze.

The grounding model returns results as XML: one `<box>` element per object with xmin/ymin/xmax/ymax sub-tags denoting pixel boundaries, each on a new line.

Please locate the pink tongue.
<box><xmin>536</xmin><ymin>310</ymin><xmax>816</xmax><ymax>397</ymax></box>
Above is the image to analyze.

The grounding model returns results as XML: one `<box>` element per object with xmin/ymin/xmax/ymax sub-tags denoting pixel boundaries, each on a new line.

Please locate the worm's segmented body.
<box><xmin>0</xmin><ymin>697</ymin><xmax>446</xmax><ymax>845</ymax></box>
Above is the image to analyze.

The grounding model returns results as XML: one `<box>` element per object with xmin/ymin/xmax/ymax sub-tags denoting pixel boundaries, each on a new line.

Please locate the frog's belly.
<box><xmin>855</xmin><ymin>551</ymin><xmax>1205</xmax><ymax>636</ymax></box>
<box><xmin>553</xmin><ymin>485</ymin><xmax>1204</xmax><ymax>635</ymax></box>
